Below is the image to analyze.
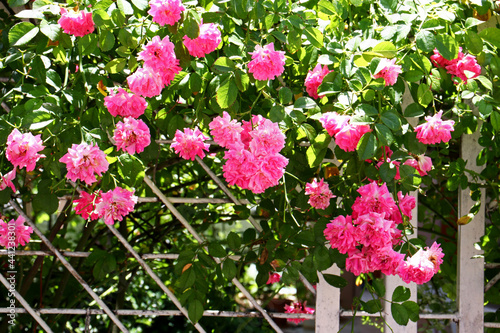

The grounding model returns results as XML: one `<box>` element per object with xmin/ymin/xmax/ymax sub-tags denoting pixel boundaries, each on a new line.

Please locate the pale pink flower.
<box><xmin>127</xmin><ymin>67</ymin><xmax>164</xmax><ymax>98</ymax></box>
<box><xmin>104</xmin><ymin>88</ymin><xmax>148</xmax><ymax>118</ymax></box>
<box><xmin>74</xmin><ymin>190</ymin><xmax>102</xmax><ymax>220</ymax></box>
<box><xmin>95</xmin><ymin>187</ymin><xmax>138</xmax><ymax>225</ymax></box>
<box><xmin>403</xmin><ymin>154</ymin><xmax>432</xmax><ymax>176</ymax></box>
<box><xmin>209</xmin><ymin>112</ymin><xmax>243</xmax><ymax>148</ymax></box>
<box><xmin>414</xmin><ymin>111</ymin><xmax>455</xmax><ymax>145</ymax></box>
<box><xmin>305</xmin><ymin>64</ymin><xmax>332</xmax><ymax>99</ymax></box>
<box><xmin>319</xmin><ymin>112</ymin><xmax>350</xmax><ymax>136</ymax></box>
<box><xmin>183</xmin><ymin>22</ymin><xmax>222</xmax><ymax>58</ymax></box>
<box><xmin>58</xmin><ymin>8</ymin><xmax>94</xmax><ymax>37</ymax></box>
<box><xmin>113</xmin><ymin>117</ymin><xmax>151</xmax><ymax>155</ymax></box>
<box><xmin>324</xmin><ymin>215</ymin><xmax>358</xmax><ymax>254</ymax></box>
<box><xmin>248</xmin><ymin>117</ymin><xmax>286</xmax><ymax>156</ymax></box>
<box><xmin>354</xmin><ymin>212</ymin><xmax>394</xmax><ymax>248</ymax></box>
<box><xmin>398</xmin><ymin>242</ymin><xmax>444</xmax><ymax>284</ymax></box>
<box><xmin>6</xmin><ymin>129</ymin><xmax>45</xmax><ymax>172</ymax></box>
<box><xmin>305</xmin><ymin>178</ymin><xmax>335</xmax><ymax>210</ymax></box>
<box><xmin>0</xmin><ymin>216</ymin><xmax>33</xmax><ymax>248</ymax></box>
<box><xmin>248</xmin><ymin>43</ymin><xmax>286</xmax><ymax>81</ymax></box>
<box><xmin>0</xmin><ymin>169</ymin><xmax>16</xmax><ymax>192</ymax></box>
<box><xmin>171</xmin><ymin>127</ymin><xmax>210</xmax><ymax>161</ymax></box>
<box><xmin>373</xmin><ymin>58</ymin><xmax>402</xmax><ymax>86</ymax></box>
<box><xmin>148</xmin><ymin>0</ymin><xmax>185</xmax><ymax>26</ymax></box>
<box><xmin>138</xmin><ymin>35</ymin><xmax>181</xmax><ymax>86</ymax></box>
<box><xmin>59</xmin><ymin>143</ymin><xmax>109</xmax><ymax>185</ymax></box>
<box><xmin>266</xmin><ymin>272</ymin><xmax>281</xmax><ymax>284</ymax></box>
<box><xmin>284</xmin><ymin>302</ymin><xmax>315</xmax><ymax>324</ymax></box>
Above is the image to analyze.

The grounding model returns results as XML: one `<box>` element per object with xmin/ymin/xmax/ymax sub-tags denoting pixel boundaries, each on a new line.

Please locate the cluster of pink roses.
<box><xmin>431</xmin><ymin>48</ymin><xmax>481</xmax><ymax>84</ymax></box>
<box><xmin>209</xmin><ymin>112</ymin><xmax>289</xmax><ymax>193</ymax></box>
<box><xmin>73</xmin><ymin>187</ymin><xmax>137</xmax><ymax>225</ymax></box>
<box><xmin>324</xmin><ymin>181</ymin><xmax>444</xmax><ymax>284</ymax></box>
<box><xmin>0</xmin><ymin>216</ymin><xmax>33</xmax><ymax>248</ymax></box>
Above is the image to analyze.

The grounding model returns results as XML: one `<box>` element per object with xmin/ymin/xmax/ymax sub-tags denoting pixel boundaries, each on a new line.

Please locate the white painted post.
<box><xmin>384</xmin><ymin>84</ymin><xmax>418</xmax><ymax>333</ymax></box>
<box><xmin>457</xmin><ymin>121</ymin><xmax>484</xmax><ymax>333</ymax></box>
<box><xmin>316</xmin><ymin>265</ymin><xmax>341</xmax><ymax>332</ymax></box>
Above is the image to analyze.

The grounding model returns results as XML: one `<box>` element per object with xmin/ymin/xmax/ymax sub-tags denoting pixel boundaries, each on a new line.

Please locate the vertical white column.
<box><xmin>316</xmin><ymin>265</ymin><xmax>341</xmax><ymax>332</ymax></box>
<box><xmin>457</xmin><ymin>124</ymin><xmax>484</xmax><ymax>333</ymax></box>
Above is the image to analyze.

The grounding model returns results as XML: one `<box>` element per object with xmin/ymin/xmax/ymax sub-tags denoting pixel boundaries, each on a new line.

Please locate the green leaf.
<box><xmin>188</xmin><ymin>300</ymin><xmax>204</xmax><ymax>324</ymax></box>
<box><xmin>435</xmin><ymin>34</ymin><xmax>459</xmax><ymax>61</ymax></box>
<box><xmin>40</xmin><ymin>20</ymin><xmax>60</xmax><ymax>41</ymax></box>
<box><xmin>167</xmin><ymin>115</ymin><xmax>186</xmax><ymax>138</ymax></box>
<box><xmin>476</xmin><ymin>75</ymin><xmax>492</xmax><ymax>91</ymax></box>
<box><xmin>304</xmin><ymin>27</ymin><xmax>324</xmax><ymax>49</ymax></box>
<box><xmin>402</xmin><ymin>301</ymin><xmax>420</xmax><ymax>322</ymax></box>
<box><xmin>130</xmin><ymin>0</ymin><xmax>148</xmax><ymax>10</ymax></box>
<box><xmin>208</xmin><ymin>242</ymin><xmax>226</xmax><ymax>258</ymax></box>
<box><xmin>322</xmin><ymin>273</ymin><xmax>348</xmax><ymax>288</ymax></box>
<box><xmin>417</xmin><ymin>83</ymin><xmax>433</xmax><ymax>107</ymax></box>
<box><xmin>212</xmin><ymin>57</ymin><xmax>236</xmax><ymax>73</ymax></box>
<box><xmin>117</xmin><ymin>0</ymin><xmax>134</xmax><ymax>15</ymax></box>
<box><xmin>294</xmin><ymin>97</ymin><xmax>317</xmax><ymax>110</ymax></box>
<box><xmin>100</xmin><ymin>31</ymin><xmax>115</xmax><ymax>52</ymax></box>
<box><xmin>370</xmin><ymin>41</ymin><xmax>397</xmax><ymax>58</ymax></box>
<box><xmin>279</xmin><ymin>87</ymin><xmax>293</xmax><ymax>105</ymax></box>
<box><xmin>381</xmin><ymin>110</ymin><xmax>401</xmax><ymax>130</ymax></box>
<box><xmin>21</xmin><ymin>111</ymin><xmax>54</xmax><ymax>130</ymax></box>
<box><xmin>318</xmin><ymin>0</ymin><xmax>336</xmax><ymax>15</ymax></box>
<box><xmin>491</xmin><ymin>111</ymin><xmax>500</xmax><ymax>131</ymax></box>
<box><xmin>222</xmin><ymin>259</ymin><xmax>237</xmax><ymax>280</ymax></box>
<box><xmin>46</xmin><ymin>70</ymin><xmax>62</xmax><ymax>90</ymax></box>
<box><xmin>479</xmin><ymin>27</ymin><xmax>500</xmax><ymax>49</ymax></box>
<box><xmin>31</xmin><ymin>57</ymin><xmax>46</xmax><ymax>84</ymax></box>
<box><xmin>391</xmin><ymin>303</ymin><xmax>409</xmax><ymax>326</ymax></box>
<box><xmin>9</xmin><ymin>22</ymin><xmax>39</xmax><ymax>47</ymax></box>
<box><xmin>184</xmin><ymin>15</ymin><xmax>200</xmax><ymax>39</ymax></box>
<box><xmin>465</xmin><ymin>31</ymin><xmax>483</xmax><ymax>55</ymax></box>
<box><xmin>227</xmin><ymin>232</ymin><xmax>242</xmax><ymax>250</ymax></box>
<box><xmin>416</xmin><ymin>30</ymin><xmax>436</xmax><ymax>52</ymax></box>
<box><xmin>104</xmin><ymin>58</ymin><xmax>127</xmax><ymax>74</ymax></box>
<box><xmin>8</xmin><ymin>0</ymin><xmax>29</xmax><ymax>6</ymax></box>
<box><xmin>404</xmin><ymin>70</ymin><xmax>424</xmax><ymax>83</ymax></box>
<box><xmin>216</xmin><ymin>77</ymin><xmax>238</xmax><ymax>109</ymax></box>
<box><xmin>375</xmin><ymin>123</ymin><xmax>394</xmax><ymax>146</ymax></box>
<box><xmin>178</xmin><ymin>266</ymin><xmax>196</xmax><ymax>290</ymax></box>
<box><xmin>363</xmin><ymin>299</ymin><xmax>382</xmax><ymax>314</ymax></box>
<box><xmin>287</xmin><ymin>30</ymin><xmax>302</xmax><ymax>54</ymax></box>
<box><xmin>380</xmin><ymin>0</ymin><xmax>397</xmax><ymax>11</ymax></box>
<box><xmin>357</xmin><ymin>132</ymin><xmax>377</xmax><ymax>160</ymax></box>
<box><xmin>79</xmin><ymin>34</ymin><xmax>98</xmax><ymax>56</ymax></box>
<box><xmin>379</xmin><ymin>162</ymin><xmax>397</xmax><ymax>182</ymax></box>
<box><xmin>33</xmin><ymin>192</ymin><xmax>58</xmax><ymax>215</ymax></box>
<box><xmin>93</xmin><ymin>9</ymin><xmax>112</xmax><ymax>27</ymax></box>
<box><xmin>392</xmin><ymin>286</ymin><xmax>411</xmax><ymax>302</ymax></box>
<box><xmin>314</xmin><ymin>246</ymin><xmax>332</xmax><ymax>270</ymax></box>
<box><xmin>269</xmin><ymin>105</ymin><xmax>285</xmax><ymax>122</ymax></box>
<box><xmin>306</xmin><ymin>145</ymin><xmax>327</xmax><ymax>168</ymax></box>
<box><xmin>117</xmin><ymin>154</ymin><xmax>145</xmax><ymax>187</ymax></box>
<box><xmin>235</xmin><ymin>70</ymin><xmax>250</xmax><ymax>92</ymax></box>
<box><xmin>404</xmin><ymin>103</ymin><xmax>424</xmax><ymax>117</ymax></box>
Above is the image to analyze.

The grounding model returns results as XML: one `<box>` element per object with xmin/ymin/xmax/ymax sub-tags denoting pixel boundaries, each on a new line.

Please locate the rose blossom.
<box><xmin>183</xmin><ymin>22</ymin><xmax>222</xmax><ymax>58</ymax></box>
<box><xmin>74</xmin><ymin>191</ymin><xmax>102</xmax><ymax>220</ymax></box>
<box><xmin>0</xmin><ymin>169</ymin><xmax>16</xmax><ymax>192</ymax></box>
<box><xmin>403</xmin><ymin>154</ymin><xmax>433</xmax><ymax>176</ymax></box>
<box><xmin>209</xmin><ymin>111</ymin><xmax>243</xmax><ymax>148</ymax></box>
<box><xmin>319</xmin><ymin>112</ymin><xmax>350</xmax><ymax>136</ymax></box>
<box><xmin>398</xmin><ymin>242</ymin><xmax>444</xmax><ymax>284</ymax></box>
<box><xmin>104</xmin><ymin>88</ymin><xmax>148</xmax><ymax>118</ymax></box>
<box><xmin>373</xmin><ymin>58</ymin><xmax>402</xmax><ymax>86</ymax></box>
<box><xmin>248</xmin><ymin>43</ymin><xmax>286</xmax><ymax>81</ymax></box>
<box><xmin>138</xmin><ymin>35</ymin><xmax>181</xmax><ymax>86</ymax></box>
<box><xmin>414</xmin><ymin>111</ymin><xmax>455</xmax><ymax>145</ymax></box>
<box><xmin>284</xmin><ymin>302</ymin><xmax>315</xmax><ymax>324</ymax></box>
<box><xmin>171</xmin><ymin>127</ymin><xmax>210</xmax><ymax>161</ymax></box>
<box><xmin>95</xmin><ymin>187</ymin><xmax>137</xmax><ymax>225</ymax></box>
<box><xmin>113</xmin><ymin>117</ymin><xmax>151</xmax><ymax>155</ymax></box>
<box><xmin>148</xmin><ymin>0</ymin><xmax>185</xmax><ymax>26</ymax></box>
<box><xmin>0</xmin><ymin>216</ymin><xmax>33</xmax><ymax>248</ymax></box>
<box><xmin>431</xmin><ymin>48</ymin><xmax>481</xmax><ymax>84</ymax></box>
<box><xmin>6</xmin><ymin>129</ymin><xmax>45</xmax><ymax>172</ymax></box>
<box><xmin>59</xmin><ymin>142</ymin><xmax>109</xmax><ymax>185</ymax></box>
<box><xmin>58</xmin><ymin>8</ymin><xmax>94</xmax><ymax>37</ymax></box>
<box><xmin>266</xmin><ymin>272</ymin><xmax>281</xmax><ymax>284</ymax></box>
<box><xmin>305</xmin><ymin>64</ymin><xmax>332</xmax><ymax>99</ymax></box>
<box><xmin>305</xmin><ymin>178</ymin><xmax>335</xmax><ymax>210</ymax></box>
<box><xmin>127</xmin><ymin>67</ymin><xmax>164</xmax><ymax>98</ymax></box>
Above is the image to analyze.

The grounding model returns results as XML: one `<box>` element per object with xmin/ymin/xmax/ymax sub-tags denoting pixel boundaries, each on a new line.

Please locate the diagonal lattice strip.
<box><xmin>9</xmin><ymin>200</ymin><xmax>130</xmax><ymax>333</ymax></box>
<box><xmin>194</xmin><ymin>156</ymin><xmax>317</xmax><ymax>296</ymax></box>
<box><xmin>106</xmin><ymin>225</ymin><xmax>206</xmax><ymax>333</ymax></box>
<box><xmin>0</xmin><ymin>273</ymin><xmax>53</xmax><ymax>333</ymax></box>
<box><xmin>144</xmin><ymin>176</ymin><xmax>284</xmax><ymax>333</ymax></box>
